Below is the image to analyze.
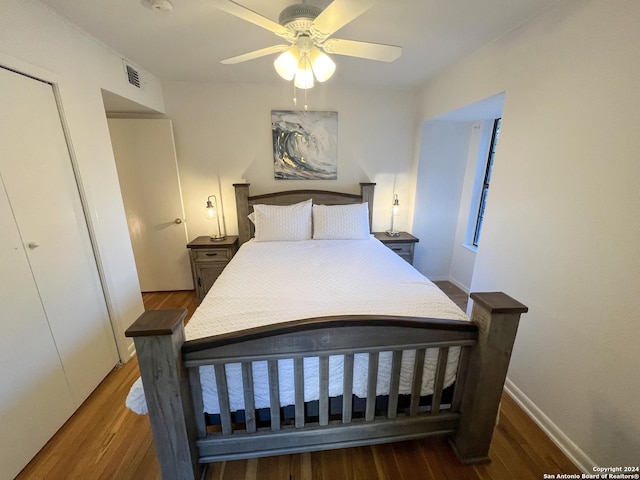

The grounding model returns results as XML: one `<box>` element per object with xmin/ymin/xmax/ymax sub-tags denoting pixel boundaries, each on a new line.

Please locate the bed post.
<box><xmin>449</xmin><ymin>292</ymin><xmax>528</xmax><ymax>464</ymax></box>
<box><xmin>360</xmin><ymin>182</ymin><xmax>375</xmax><ymax>232</ymax></box>
<box><xmin>234</xmin><ymin>183</ymin><xmax>251</xmax><ymax>246</ymax></box>
<box><xmin>125</xmin><ymin>310</ymin><xmax>201</xmax><ymax>480</ymax></box>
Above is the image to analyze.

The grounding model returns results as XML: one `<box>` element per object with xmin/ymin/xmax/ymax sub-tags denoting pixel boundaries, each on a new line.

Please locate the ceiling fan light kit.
<box><xmin>274</xmin><ymin>36</ymin><xmax>336</xmax><ymax>89</ymax></box>
<box><xmin>213</xmin><ymin>0</ymin><xmax>402</xmax><ymax>95</ymax></box>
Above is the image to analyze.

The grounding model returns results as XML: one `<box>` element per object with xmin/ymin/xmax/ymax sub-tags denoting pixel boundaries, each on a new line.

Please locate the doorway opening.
<box><xmin>412</xmin><ymin>93</ymin><xmax>504</xmax><ymax>293</ymax></box>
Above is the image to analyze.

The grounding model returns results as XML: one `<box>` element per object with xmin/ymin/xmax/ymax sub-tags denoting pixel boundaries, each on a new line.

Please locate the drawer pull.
<box><xmin>206</xmin><ymin>253</ymin><xmax>218</xmax><ymax>257</ymax></box>
<box><xmin>391</xmin><ymin>247</ymin><xmax>403</xmax><ymax>251</ymax></box>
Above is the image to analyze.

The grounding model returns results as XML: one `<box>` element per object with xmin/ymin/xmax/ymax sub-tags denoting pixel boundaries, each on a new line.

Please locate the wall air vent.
<box><xmin>126</xmin><ymin>64</ymin><xmax>140</xmax><ymax>88</ymax></box>
<box><xmin>123</xmin><ymin>61</ymin><xmax>142</xmax><ymax>88</ymax></box>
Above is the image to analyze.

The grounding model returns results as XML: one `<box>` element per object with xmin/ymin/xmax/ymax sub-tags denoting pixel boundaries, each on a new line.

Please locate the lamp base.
<box><xmin>385</xmin><ymin>230</ymin><xmax>401</xmax><ymax>237</ymax></box>
<box><xmin>209</xmin><ymin>235</ymin><xmax>226</xmax><ymax>241</ymax></box>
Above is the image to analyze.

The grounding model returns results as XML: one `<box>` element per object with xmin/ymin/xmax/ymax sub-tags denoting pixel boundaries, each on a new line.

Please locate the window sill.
<box><xmin>462</xmin><ymin>243</ymin><xmax>478</xmax><ymax>253</ymax></box>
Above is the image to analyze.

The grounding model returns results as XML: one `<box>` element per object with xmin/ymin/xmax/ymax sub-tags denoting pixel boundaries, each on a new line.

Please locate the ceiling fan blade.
<box><xmin>311</xmin><ymin>0</ymin><xmax>378</xmax><ymax>39</ymax></box>
<box><xmin>322</xmin><ymin>39</ymin><xmax>401</xmax><ymax>62</ymax></box>
<box><xmin>221</xmin><ymin>45</ymin><xmax>290</xmax><ymax>64</ymax></box>
<box><xmin>212</xmin><ymin>0</ymin><xmax>291</xmax><ymax>38</ymax></box>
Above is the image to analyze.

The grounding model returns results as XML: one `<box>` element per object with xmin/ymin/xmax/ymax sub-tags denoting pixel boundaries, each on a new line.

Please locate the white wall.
<box><xmin>0</xmin><ymin>0</ymin><xmax>166</xmax><ymax>358</ymax></box>
<box><xmin>162</xmin><ymin>82</ymin><xmax>417</xmax><ymax>238</ymax></box>
<box><xmin>416</xmin><ymin>0</ymin><xmax>640</xmax><ymax>468</ymax></box>
<box><xmin>412</xmin><ymin>121</ymin><xmax>471</xmax><ymax>280</ymax></box>
<box><xmin>448</xmin><ymin>119</ymin><xmax>496</xmax><ymax>291</ymax></box>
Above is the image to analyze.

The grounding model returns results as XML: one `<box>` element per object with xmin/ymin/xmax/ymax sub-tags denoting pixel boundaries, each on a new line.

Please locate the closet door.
<box><xmin>0</xmin><ymin>69</ymin><xmax>118</xmax><ymax>404</ymax></box>
<box><xmin>0</xmin><ymin>181</ymin><xmax>76</xmax><ymax>480</ymax></box>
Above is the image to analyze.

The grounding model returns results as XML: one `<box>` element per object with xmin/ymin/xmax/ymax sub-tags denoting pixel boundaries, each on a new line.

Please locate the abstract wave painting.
<box><xmin>272</xmin><ymin>110</ymin><xmax>337</xmax><ymax>180</ymax></box>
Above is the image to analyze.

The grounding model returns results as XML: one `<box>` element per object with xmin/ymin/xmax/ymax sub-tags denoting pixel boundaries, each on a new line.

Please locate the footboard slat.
<box><xmin>214</xmin><ymin>364</ymin><xmax>232</xmax><ymax>435</ymax></box>
<box><xmin>388</xmin><ymin>350</ymin><xmax>403</xmax><ymax>419</ymax></box>
<box><xmin>342</xmin><ymin>354</ymin><xmax>354</xmax><ymax>424</ymax></box>
<box><xmin>365</xmin><ymin>352</ymin><xmax>379</xmax><ymax>422</ymax></box>
<box><xmin>451</xmin><ymin>345</ymin><xmax>470</xmax><ymax>413</ymax></box>
<box><xmin>319</xmin><ymin>356</ymin><xmax>329</xmax><ymax>426</ymax></box>
<box><xmin>294</xmin><ymin>358</ymin><xmax>304</xmax><ymax>428</ymax></box>
<box><xmin>188</xmin><ymin>367</ymin><xmax>207</xmax><ymax>438</ymax></box>
<box><xmin>410</xmin><ymin>348</ymin><xmax>426</xmax><ymax>416</ymax></box>
<box><xmin>241</xmin><ymin>362</ymin><xmax>257</xmax><ymax>433</ymax></box>
<box><xmin>268</xmin><ymin>360</ymin><xmax>280</xmax><ymax>431</ymax></box>
<box><xmin>431</xmin><ymin>347</ymin><xmax>449</xmax><ymax>414</ymax></box>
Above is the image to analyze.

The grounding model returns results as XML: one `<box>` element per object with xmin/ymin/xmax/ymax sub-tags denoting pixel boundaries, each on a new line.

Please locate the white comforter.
<box><xmin>126</xmin><ymin>237</ymin><xmax>467</xmax><ymax>414</ymax></box>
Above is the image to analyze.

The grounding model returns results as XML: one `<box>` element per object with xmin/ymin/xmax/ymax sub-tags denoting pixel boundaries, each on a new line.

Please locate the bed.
<box><xmin>125</xmin><ymin>183</ymin><xmax>527</xmax><ymax>480</ymax></box>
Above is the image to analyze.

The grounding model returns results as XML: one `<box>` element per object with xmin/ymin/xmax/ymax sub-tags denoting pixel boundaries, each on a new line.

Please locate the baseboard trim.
<box><xmin>504</xmin><ymin>379</ymin><xmax>595</xmax><ymax>474</ymax></box>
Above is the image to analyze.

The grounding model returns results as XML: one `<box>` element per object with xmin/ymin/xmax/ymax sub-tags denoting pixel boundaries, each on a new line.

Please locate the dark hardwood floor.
<box><xmin>17</xmin><ymin>284</ymin><xmax>580</xmax><ymax>479</ymax></box>
<box><xmin>433</xmin><ymin>280</ymin><xmax>469</xmax><ymax>311</ymax></box>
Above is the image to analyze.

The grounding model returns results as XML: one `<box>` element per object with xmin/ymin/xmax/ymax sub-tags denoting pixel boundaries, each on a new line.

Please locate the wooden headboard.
<box><xmin>233</xmin><ymin>183</ymin><xmax>376</xmax><ymax>246</ymax></box>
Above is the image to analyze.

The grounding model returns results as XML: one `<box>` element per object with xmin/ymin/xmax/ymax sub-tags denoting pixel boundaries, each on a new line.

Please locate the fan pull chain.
<box><xmin>292</xmin><ymin>84</ymin><xmax>308</xmax><ymax>110</ymax></box>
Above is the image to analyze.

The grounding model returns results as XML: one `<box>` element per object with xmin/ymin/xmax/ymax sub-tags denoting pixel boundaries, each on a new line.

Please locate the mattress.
<box><xmin>126</xmin><ymin>236</ymin><xmax>468</xmax><ymax>415</ymax></box>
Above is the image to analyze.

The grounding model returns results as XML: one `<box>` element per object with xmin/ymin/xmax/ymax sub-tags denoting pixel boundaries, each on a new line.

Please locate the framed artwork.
<box><xmin>272</xmin><ymin>110</ymin><xmax>338</xmax><ymax>180</ymax></box>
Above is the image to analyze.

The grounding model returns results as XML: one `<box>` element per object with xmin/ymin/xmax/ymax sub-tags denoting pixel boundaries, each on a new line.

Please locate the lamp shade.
<box><xmin>310</xmin><ymin>49</ymin><xmax>336</xmax><ymax>82</ymax></box>
<box><xmin>274</xmin><ymin>46</ymin><xmax>300</xmax><ymax>81</ymax></box>
<box><xmin>294</xmin><ymin>61</ymin><xmax>314</xmax><ymax>89</ymax></box>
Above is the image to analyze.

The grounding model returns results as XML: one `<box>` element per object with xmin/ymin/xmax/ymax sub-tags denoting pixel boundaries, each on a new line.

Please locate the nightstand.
<box><xmin>187</xmin><ymin>236</ymin><xmax>239</xmax><ymax>300</ymax></box>
<box><xmin>373</xmin><ymin>232</ymin><xmax>419</xmax><ymax>265</ymax></box>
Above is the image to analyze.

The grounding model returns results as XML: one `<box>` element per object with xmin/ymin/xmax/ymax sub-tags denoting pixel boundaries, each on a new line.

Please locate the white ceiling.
<box><xmin>41</xmin><ymin>0</ymin><xmax>559</xmax><ymax>90</ymax></box>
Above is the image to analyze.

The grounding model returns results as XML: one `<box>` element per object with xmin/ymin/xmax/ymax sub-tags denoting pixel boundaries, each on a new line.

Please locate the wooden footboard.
<box><xmin>126</xmin><ymin>292</ymin><xmax>527</xmax><ymax>479</ymax></box>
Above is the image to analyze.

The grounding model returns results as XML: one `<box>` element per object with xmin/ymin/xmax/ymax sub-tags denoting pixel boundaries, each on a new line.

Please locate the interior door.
<box><xmin>108</xmin><ymin>118</ymin><xmax>193</xmax><ymax>291</ymax></box>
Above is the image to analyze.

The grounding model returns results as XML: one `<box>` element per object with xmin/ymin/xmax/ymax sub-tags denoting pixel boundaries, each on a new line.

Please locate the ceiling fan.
<box><xmin>211</xmin><ymin>0</ymin><xmax>402</xmax><ymax>89</ymax></box>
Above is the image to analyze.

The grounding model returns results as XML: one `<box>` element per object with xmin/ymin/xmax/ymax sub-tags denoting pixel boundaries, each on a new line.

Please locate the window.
<box><xmin>472</xmin><ymin>118</ymin><xmax>501</xmax><ymax>247</ymax></box>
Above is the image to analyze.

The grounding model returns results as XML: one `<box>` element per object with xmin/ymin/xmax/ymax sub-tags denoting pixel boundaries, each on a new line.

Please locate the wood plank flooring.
<box><xmin>17</xmin><ymin>284</ymin><xmax>580</xmax><ymax>479</ymax></box>
<box><xmin>433</xmin><ymin>281</ymin><xmax>469</xmax><ymax>312</ymax></box>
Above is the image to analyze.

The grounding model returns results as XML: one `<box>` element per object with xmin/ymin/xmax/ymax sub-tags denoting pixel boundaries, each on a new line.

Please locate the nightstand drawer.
<box><xmin>386</xmin><ymin>243</ymin><xmax>413</xmax><ymax>256</ymax></box>
<box><xmin>192</xmin><ymin>248</ymin><xmax>233</xmax><ymax>263</ymax></box>
<box><xmin>372</xmin><ymin>232</ymin><xmax>419</xmax><ymax>265</ymax></box>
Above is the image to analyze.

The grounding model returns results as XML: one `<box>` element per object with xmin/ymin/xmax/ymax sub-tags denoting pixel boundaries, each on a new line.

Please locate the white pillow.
<box><xmin>312</xmin><ymin>203</ymin><xmax>370</xmax><ymax>240</ymax></box>
<box><xmin>252</xmin><ymin>199</ymin><xmax>312</xmax><ymax>241</ymax></box>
